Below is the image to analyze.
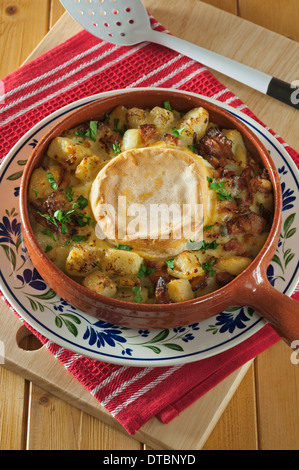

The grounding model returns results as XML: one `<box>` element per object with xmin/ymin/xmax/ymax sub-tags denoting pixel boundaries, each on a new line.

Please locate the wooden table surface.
<box><xmin>0</xmin><ymin>0</ymin><xmax>299</xmax><ymax>450</ymax></box>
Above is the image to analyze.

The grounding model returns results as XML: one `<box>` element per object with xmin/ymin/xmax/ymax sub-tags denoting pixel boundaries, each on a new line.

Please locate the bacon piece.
<box><xmin>236</xmin><ymin>167</ymin><xmax>254</xmax><ymax>204</ymax></box>
<box><xmin>227</xmin><ymin>212</ymin><xmax>267</xmax><ymax>235</ymax></box>
<box><xmin>163</xmin><ymin>133</ymin><xmax>179</xmax><ymax>146</ymax></box>
<box><xmin>237</xmin><ymin>167</ymin><xmax>252</xmax><ymax>191</ymax></box>
<box><xmin>139</xmin><ymin>124</ymin><xmax>159</xmax><ymax>145</ymax></box>
<box><xmin>250</xmin><ymin>177</ymin><xmax>273</xmax><ymax>194</ymax></box>
<box><xmin>215</xmin><ymin>271</ymin><xmax>236</xmax><ymax>287</ymax></box>
<box><xmin>197</xmin><ymin>127</ymin><xmax>233</xmax><ymax>168</ymax></box>
<box><xmin>43</xmin><ymin>188</ymin><xmax>71</xmax><ymax>215</ymax></box>
<box><xmin>217</xmin><ymin>168</ymin><xmax>236</xmax><ymax>178</ymax></box>
<box><xmin>235</xmin><ymin>197</ymin><xmax>249</xmax><ymax>214</ymax></box>
<box><xmin>189</xmin><ymin>272</ymin><xmax>209</xmax><ymax>291</ymax></box>
<box><xmin>220</xmin><ymin>199</ymin><xmax>239</xmax><ymax>214</ymax></box>
<box><xmin>29</xmin><ymin>201</ymin><xmax>58</xmax><ymax>230</ymax></box>
<box><xmin>145</xmin><ymin>261</ymin><xmax>171</xmax><ymax>285</ymax></box>
<box><xmin>98</xmin><ymin>124</ymin><xmax>121</xmax><ymax>153</ymax></box>
<box><xmin>223</xmin><ymin>238</ymin><xmax>246</xmax><ymax>255</ymax></box>
<box><xmin>155</xmin><ymin>277</ymin><xmax>171</xmax><ymax>304</ymax></box>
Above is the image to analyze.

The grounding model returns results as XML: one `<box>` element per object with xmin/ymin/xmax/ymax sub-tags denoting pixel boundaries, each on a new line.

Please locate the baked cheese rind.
<box><xmin>90</xmin><ymin>147</ymin><xmax>216</xmax><ymax>258</ymax></box>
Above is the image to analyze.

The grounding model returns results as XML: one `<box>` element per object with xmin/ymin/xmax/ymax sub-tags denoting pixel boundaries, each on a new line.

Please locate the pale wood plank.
<box><xmin>256</xmin><ymin>341</ymin><xmax>299</xmax><ymax>450</ymax></box>
<box><xmin>0</xmin><ymin>366</ymin><xmax>28</xmax><ymax>450</ymax></box>
<box><xmin>239</xmin><ymin>0</ymin><xmax>299</xmax><ymax>41</ymax></box>
<box><xmin>141</xmin><ymin>361</ymin><xmax>253</xmax><ymax>450</ymax></box>
<box><xmin>203</xmin><ymin>365</ymin><xmax>258</xmax><ymax>450</ymax></box>
<box><xmin>49</xmin><ymin>0</ymin><xmax>67</xmax><ymax>28</ymax></box>
<box><xmin>24</xmin><ymin>12</ymin><xmax>81</xmax><ymax>63</ymax></box>
<box><xmin>0</xmin><ymin>0</ymin><xmax>50</xmax><ymax>78</ymax></box>
<box><xmin>200</xmin><ymin>0</ymin><xmax>238</xmax><ymax>14</ymax></box>
<box><xmin>27</xmin><ymin>383</ymin><xmax>142</xmax><ymax>450</ymax></box>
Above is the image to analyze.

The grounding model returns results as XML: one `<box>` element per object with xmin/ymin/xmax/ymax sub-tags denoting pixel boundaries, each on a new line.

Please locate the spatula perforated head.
<box><xmin>60</xmin><ymin>0</ymin><xmax>152</xmax><ymax>45</ymax></box>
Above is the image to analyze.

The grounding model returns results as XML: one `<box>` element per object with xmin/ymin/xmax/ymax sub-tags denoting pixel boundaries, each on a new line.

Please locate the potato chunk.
<box><xmin>216</xmin><ymin>256</ymin><xmax>252</xmax><ymax>276</ymax></box>
<box><xmin>65</xmin><ymin>244</ymin><xmax>102</xmax><ymax>277</ymax></box>
<box><xmin>167</xmin><ymin>279</ymin><xmax>195</xmax><ymax>303</ymax></box>
<box><xmin>168</xmin><ymin>252</ymin><xmax>204</xmax><ymax>279</ymax></box>
<box><xmin>83</xmin><ymin>270</ymin><xmax>117</xmax><ymax>297</ymax></box>
<box><xmin>48</xmin><ymin>137</ymin><xmax>92</xmax><ymax>170</ymax></box>
<box><xmin>108</xmin><ymin>105</ymin><xmax>128</xmax><ymax>131</ymax></box>
<box><xmin>121</xmin><ymin>129</ymin><xmax>143</xmax><ymax>152</ymax></box>
<box><xmin>101</xmin><ymin>249</ymin><xmax>143</xmax><ymax>276</ymax></box>
<box><xmin>222</xmin><ymin>129</ymin><xmax>247</xmax><ymax>164</ymax></box>
<box><xmin>178</xmin><ymin>107</ymin><xmax>209</xmax><ymax>146</ymax></box>
<box><xmin>148</xmin><ymin>106</ymin><xmax>175</xmax><ymax>133</ymax></box>
<box><xmin>126</xmin><ymin>107</ymin><xmax>149</xmax><ymax>128</ymax></box>
<box><xmin>114</xmin><ymin>286</ymin><xmax>149</xmax><ymax>303</ymax></box>
<box><xmin>28</xmin><ymin>166</ymin><xmax>61</xmax><ymax>201</ymax></box>
<box><xmin>75</xmin><ymin>155</ymin><xmax>104</xmax><ymax>181</ymax></box>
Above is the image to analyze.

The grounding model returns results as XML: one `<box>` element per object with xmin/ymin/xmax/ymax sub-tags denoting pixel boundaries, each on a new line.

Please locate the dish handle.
<box><xmin>231</xmin><ymin>269</ymin><xmax>299</xmax><ymax>346</ymax></box>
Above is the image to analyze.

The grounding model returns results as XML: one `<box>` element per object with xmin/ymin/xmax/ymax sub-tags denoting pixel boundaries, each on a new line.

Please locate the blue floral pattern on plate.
<box><xmin>0</xmin><ymin>90</ymin><xmax>298</xmax><ymax>366</ymax></box>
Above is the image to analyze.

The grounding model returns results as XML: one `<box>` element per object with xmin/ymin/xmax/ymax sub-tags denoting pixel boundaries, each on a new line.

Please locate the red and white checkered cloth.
<box><xmin>0</xmin><ymin>17</ymin><xmax>298</xmax><ymax>435</ymax></box>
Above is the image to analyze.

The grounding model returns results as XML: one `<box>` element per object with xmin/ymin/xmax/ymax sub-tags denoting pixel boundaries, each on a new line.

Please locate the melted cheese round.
<box><xmin>90</xmin><ymin>147</ymin><xmax>216</xmax><ymax>259</ymax></box>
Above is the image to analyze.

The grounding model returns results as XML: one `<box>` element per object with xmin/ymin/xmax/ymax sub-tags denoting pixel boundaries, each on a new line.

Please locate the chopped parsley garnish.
<box><xmin>207</xmin><ymin>177</ymin><xmax>233</xmax><ymax>201</ymax></box>
<box><xmin>216</xmin><ymin>188</ymin><xmax>233</xmax><ymax>201</ymax></box>
<box><xmin>172</xmin><ymin>127</ymin><xmax>185</xmax><ymax>138</ymax></box>
<box><xmin>113</xmin><ymin>118</ymin><xmax>127</xmax><ymax>136</ymax></box>
<box><xmin>163</xmin><ymin>100</ymin><xmax>172</xmax><ymax>111</ymax></box>
<box><xmin>137</xmin><ymin>264</ymin><xmax>155</xmax><ymax>278</ymax></box>
<box><xmin>75</xmin><ymin>120</ymin><xmax>98</xmax><ymax>142</ymax></box>
<box><xmin>45</xmin><ymin>245</ymin><xmax>53</xmax><ymax>253</ymax></box>
<box><xmin>186</xmin><ymin>239</ymin><xmax>218</xmax><ymax>251</ymax></box>
<box><xmin>46</xmin><ymin>172</ymin><xmax>58</xmax><ymax>191</ymax></box>
<box><xmin>42</xmin><ymin>229</ymin><xmax>56</xmax><ymax>241</ymax></box>
<box><xmin>132</xmin><ymin>286</ymin><xmax>143</xmax><ymax>303</ymax></box>
<box><xmin>111</xmin><ymin>143</ymin><xmax>121</xmax><ymax>155</ymax></box>
<box><xmin>33</xmin><ymin>189</ymin><xmax>38</xmax><ymax>198</ymax></box>
<box><xmin>73</xmin><ymin>195</ymin><xmax>88</xmax><ymax>209</ymax></box>
<box><xmin>200</xmin><ymin>240</ymin><xmax>219</xmax><ymax>250</ymax></box>
<box><xmin>206</xmin><ymin>176</ymin><xmax>225</xmax><ymax>190</ymax></box>
<box><xmin>61</xmin><ymin>222</ymin><xmax>69</xmax><ymax>234</ymax></box>
<box><xmin>188</xmin><ymin>144</ymin><xmax>197</xmax><ymax>152</ymax></box>
<box><xmin>37</xmin><ymin>195</ymin><xmax>92</xmax><ymax>234</ymax></box>
<box><xmin>115</xmin><ymin>245</ymin><xmax>133</xmax><ymax>251</ymax></box>
<box><xmin>202</xmin><ymin>259</ymin><xmax>216</xmax><ymax>277</ymax></box>
<box><xmin>166</xmin><ymin>258</ymin><xmax>175</xmax><ymax>269</ymax></box>
<box><xmin>203</xmin><ymin>224</ymin><xmax>215</xmax><ymax>231</ymax></box>
<box><xmin>37</xmin><ymin>212</ymin><xmax>57</xmax><ymax>226</ymax></box>
<box><xmin>65</xmin><ymin>186</ymin><xmax>74</xmax><ymax>202</ymax></box>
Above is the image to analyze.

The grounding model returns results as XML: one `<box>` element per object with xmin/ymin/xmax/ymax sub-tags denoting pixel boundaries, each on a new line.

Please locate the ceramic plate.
<box><xmin>0</xmin><ymin>88</ymin><xmax>298</xmax><ymax>367</ymax></box>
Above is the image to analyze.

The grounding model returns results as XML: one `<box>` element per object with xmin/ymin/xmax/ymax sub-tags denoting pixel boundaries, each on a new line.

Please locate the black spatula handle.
<box><xmin>267</xmin><ymin>77</ymin><xmax>299</xmax><ymax>110</ymax></box>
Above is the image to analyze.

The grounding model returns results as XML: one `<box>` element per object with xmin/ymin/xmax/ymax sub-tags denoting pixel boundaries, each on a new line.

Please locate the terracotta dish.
<box><xmin>20</xmin><ymin>90</ymin><xmax>299</xmax><ymax>344</ymax></box>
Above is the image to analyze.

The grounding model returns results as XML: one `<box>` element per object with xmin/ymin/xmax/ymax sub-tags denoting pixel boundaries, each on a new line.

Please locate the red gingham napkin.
<box><xmin>0</xmin><ymin>17</ymin><xmax>298</xmax><ymax>435</ymax></box>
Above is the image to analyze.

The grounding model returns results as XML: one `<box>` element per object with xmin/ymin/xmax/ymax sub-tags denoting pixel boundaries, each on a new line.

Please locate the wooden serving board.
<box><xmin>1</xmin><ymin>0</ymin><xmax>298</xmax><ymax>449</ymax></box>
<box><xmin>0</xmin><ymin>300</ymin><xmax>252</xmax><ymax>450</ymax></box>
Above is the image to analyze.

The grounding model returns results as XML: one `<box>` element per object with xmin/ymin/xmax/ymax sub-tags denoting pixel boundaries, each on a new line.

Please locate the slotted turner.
<box><xmin>60</xmin><ymin>0</ymin><xmax>298</xmax><ymax>109</ymax></box>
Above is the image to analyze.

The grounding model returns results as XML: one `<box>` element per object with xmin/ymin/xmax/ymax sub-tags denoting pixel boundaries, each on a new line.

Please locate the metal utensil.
<box><xmin>60</xmin><ymin>0</ymin><xmax>298</xmax><ymax>109</ymax></box>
